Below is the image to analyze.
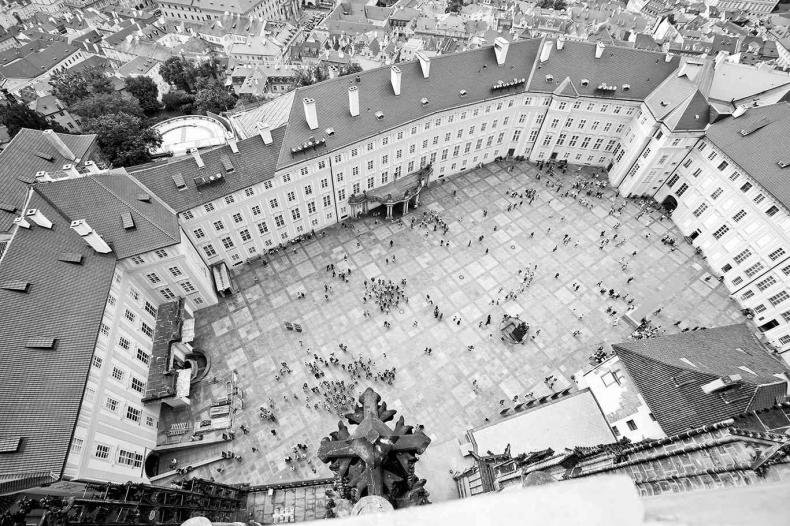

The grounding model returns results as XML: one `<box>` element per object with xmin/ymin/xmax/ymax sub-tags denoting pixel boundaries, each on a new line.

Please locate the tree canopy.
<box><xmin>70</xmin><ymin>92</ymin><xmax>144</xmax><ymax>120</ymax></box>
<box><xmin>160</xmin><ymin>56</ymin><xmax>197</xmax><ymax>93</ymax></box>
<box><xmin>82</xmin><ymin>112</ymin><xmax>162</xmax><ymax>167</ymax></box>
<box><xmin>0</xmin><ymin>100</ymin><xmax>65</xmax><ymax>138</ymax></box>
<box><xmin>49</xmin><ymin>65</ymin><xmax>113</xmax><ymax>105</ymax></box>
<box><xmin>125</xmin><ymin>76</ymin><xmax>161</xmax><ymax>115</ymax></box>
<box><xmin>194</xmin><ymin>82</ymin><xmax>237</xmax><ymax>114</ymax></box>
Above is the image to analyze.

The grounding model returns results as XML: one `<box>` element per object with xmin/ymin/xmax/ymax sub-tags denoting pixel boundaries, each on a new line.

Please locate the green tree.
<box><xmin>235</xmin><ymin>93</ymin><xmax>266</xmax><ymax>108</ymax></box>
<box><xmin>194</xmin><ymin>84</ymin><xmax>237</xmax><ymax>114</ymax></box>
<box><xmin>82</xmin><ymin>112</ymin><xmax>162</xmax><ymax>167</ymax></box>
<box><xmin>162</xmin><ymin>90</ymin><xmax>195</xmax><ymax>113</ymax></box>
<box><xmin>160</xmin><ymin>56</ymin><xmax>197</xmax><ymax>93</ymax></box>
<box><xmin>339</xmin><ymin>62</ymin><xmax>363</xmax><ymax>76</ymax></box>
<box><xmin>70</xmin><ymin>92</ymin><xmax>143</xmax><ymax>120</ymax></box>
<box><xmin>0</xmin><ymin>100</ymin><xmax>66</xmax><ymax>138</ymax></box>
<box><xmin>125</xmin><ymin>76</ymin><xmax>161</xmax><ymax>114</ymax></box>
<box><xmin>49</xmin><ymin>66</ymin><xmax>112</xmax><ymax>105</ymax></box>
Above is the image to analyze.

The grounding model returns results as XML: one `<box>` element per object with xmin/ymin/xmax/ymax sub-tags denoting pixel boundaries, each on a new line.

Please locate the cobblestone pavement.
<box><xmin>157</xmin><ymin>161</ymin><xmax>745</xmax><ymax>502</ymax></box>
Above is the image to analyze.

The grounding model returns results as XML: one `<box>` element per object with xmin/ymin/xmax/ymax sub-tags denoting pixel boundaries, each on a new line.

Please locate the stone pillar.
<box><xmin>403</xmin><ymin>200</ymin><xmax>409</xmax><ymax>215</ymax></box>
<box><xmin>386</xmin><ymin>204</ymin><xmax>393</xmax><ymax>219</ymax></box>
<box><xmin>414</xmin><ymin>191</ymin><xmax>420</xmax><ymax>207</ymax></box>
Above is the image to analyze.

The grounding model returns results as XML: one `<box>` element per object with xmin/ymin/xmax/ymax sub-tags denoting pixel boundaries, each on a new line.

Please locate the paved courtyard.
<box><xmin>158</xmin><ymin>161</ymin><xmax>745</xmax><ymax>503</ymax></box>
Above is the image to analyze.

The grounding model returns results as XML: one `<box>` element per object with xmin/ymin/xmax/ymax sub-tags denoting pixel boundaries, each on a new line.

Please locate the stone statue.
<box><xmin>317</xmin><ymin>388</ymin><xmax>431</xmax><ymax>513</ymax></box>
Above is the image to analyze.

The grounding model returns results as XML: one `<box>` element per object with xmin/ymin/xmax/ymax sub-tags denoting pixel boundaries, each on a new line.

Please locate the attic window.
<box><xmin>34</xmin><ymin>151</ymin><xmax>54</xmax><ymax>162</ymax></box>
<box><xmin>58</xmin><ymin>253</ymin><xmax>83</xmax><ymax>264</ymax></box>
<box><xmin>421</xmin><ymin>97</ymin><xmax>429</xmax><ymax>105</ymax></box>
<box><xmin>1</xmin><ymin>280</ymin><xmax>30</xmax><ymax>292</ymax></box>
<box><xmin>0</xmin><ymin>202</ymin><xmax>15</xmax><ymax>213</ymax></box>
<box><xmin>325</xmin><ymin>128</ymin><xmax>335</xmax><ymax>136</ymax></box>
<box><xmin>459</xmin><ymin>89</ymin><xmax>468</xmax><ymax>97</ymax></box>
<box><xmin>720</xmin><ymin>389</ymin><xmax>750</xmax><ymax>404</ymax></box>
<box><xmin>739</xmin><ymin>116</ymin><xmax>770</xmax><ymax>136</ymax></box>
<box><xmin>25</xmin><ymin>337</ymin><xmax>56</xmax><ymax>349</ymax></box>
<box><xmin>375</xmin><ymin>111</ymin><xmax>384</xmax><ymax>120</ymax></box>
<box><xmin>121</xmin><ymin>211</ymin><xmax>135</xmax><ymax>230</ymax></box>
<box><xmin>622</xmin><ymin>84</ymin><xmax>631</xmax><ymax>91</ymax></box>
<box><xmin>777</xmin><ymin>160</ymin><xmax>790</xmax><ymax>169</ymax></box>
<box><xmin>136</xmin><ymin>193</ymin><xmax>151</xmax><ymax>202</ymax></box>
<box><xmin>172</xmin><ymin>173</ymin><xmax>187</xmax><ymax>190</ymax></box>
<box><xmin>220</xmin><ymin>155</ymin><xmax>235</xmax><ymax>173</ymax></box>
<box><xmin>580</xmin><ymin>78</ymin><xmax>589</xmax><ymax>86</ymax></box>
<box><xmin>0</xmin><ymin>436</ymin><xmax>21</xmax><ymax>453</ymax></box>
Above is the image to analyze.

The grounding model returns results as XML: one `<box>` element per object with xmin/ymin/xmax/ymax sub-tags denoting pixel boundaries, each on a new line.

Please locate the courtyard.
<box><xmin>157</xmin><ymin>161</ymin><xmax>745</xmax><ymax>503</ymax></box>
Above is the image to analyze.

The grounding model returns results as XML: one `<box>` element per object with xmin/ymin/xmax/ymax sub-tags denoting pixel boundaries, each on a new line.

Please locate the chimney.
<box><xmin>539</xmin><ymin>39</ymin><xmax>552</xmax><ymax>62</ymax></box>
<box><xmin>556</xmin><ymin>37</ymin><xmax>565</xmax><ymax>51</ymax></box>
<box><xmin>43</xmin><ymin>129</ymin><xmax>75</xmax><ymax>161</ymax></box>
<box><xmin>665</xmin><ymin>52</ymin><xmax>672</xmax><ymax>63</ymax></box>
<box><xmin>13</xmin><ymin>216</ymin><xmax>30</xmax><ymax>229</ymax></box>
<box><xmin>347</xmin><ymin>85</ymin><xmax>360</xmax><ymax>117</ymax></box>
<box><xmin>416</xmin><ymin>51</ymin><xmax>430</xmax><ymax>78</ymax></box>
<box><xmin>190</xmin><ymin>148</ymin><xmax>204</xmax><ymax>168</ymax></box>
<box><xmin>62</xmin><ymin>163</ymin><xmax>80</xmax><ymax>177</ymax></box>
<box><xmin>494</xmin><ymin>37</ymin><xmax>509</xmax><ymax>65</ymax></box>
<box><xmin>257</xmin><ymin>122</ymin><xmax>273</xmax><ymax>145</ymax></box>
<box><xmin>595</xmin><ymin>42</ymin><xmax>605</xmax><ymax>59</ymax></box>
<box><xmin>303</xmin><ymin>98</ymin><xmax>318</xmax><ymax>130</ymax></box>
<box><xmin>26</xmin><ymin>208</ymin><xmax>52</xmax><ymax>229</ymax></box>
<box><xmin>70</xmin><ymin>219</ymin><xmax>112</xmax><ymax>254</ymax></box>
<box><xmin>390</xmin><ymin>65</ymin><xmax>401</xmax><ymax>96</ymax></box>
<box><xmin>228</xmin><ymin>137</ymin><xmax>239</xmax><ymax>153</ymax></box>
<box><xmin>83</xmin><ymin>160</ymin><xmax>100</xmax><ymax>174</ymax></box>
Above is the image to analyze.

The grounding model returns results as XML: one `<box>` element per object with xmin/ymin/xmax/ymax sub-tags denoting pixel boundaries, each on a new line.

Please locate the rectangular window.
<box><xmin>666</xmin><ymin>174</ymin><xmax>679</xmax><ymax>188</ymax></box>
<box><xmin>291</xmin><ymin>208</ymin><xmax>301</xmax><ymax>221</ymax></box>
<box><xmin>221</xmin><ymin>237</ymin><xmax>234</xmax><ymax>249</ymax></box>
<box><xmin>112</xmin><ymin>366</ymin><xmax>124</xmax><ymax>381</ymax></box>
<box><xmin>275</xmin><ymin>215</ymin><xmax>285</xmax><ymax>227</ymax></box>
<box><xmin>675</xmin><ymin>183</ymin><xmax>689</xmax><ymax>197</ymax></box>
<box><xmin>124</xmin><ymin>309</ymin><xmax>135</xmax><ymax>323</ymax></box>
<box><xmin>717</xmin><ymin>161</ymin><xmax>729</xmax><ymax>171</ymax></box>
<box><xmin>131</xmin><ymin>377</ymin><xmax>145</xmax><ymax>393</ymax></box>
<box><xmin>711</xmin><ymin>188</ymin><xmax>723</xmax><ymax>200</ymax></box>
<box><xmin>118</xmin><ymin>336</ymin><xmax>130</xmax><ymax>350</ymax></box>
<box><xmin>224</xmin><ymin>195</ymin><xmax>235</xmax><ymax>205</ymax></box>
<box><xmin>740</xmin><ymin>182</ymin><xmax>753</xmax><ymax>192</ymax></box>
<box><xmin>137</xmin><ymin>349</ymin><xmax>150</xmax><ymax>365</ymax></box>
<box><xmin>712</xmin><ymin>225</ymin><xmax>729</xmax><ymax>239</ymax></box>
<box><xmin>766</xmin><ymin>206</ymin><xmax>779</xmax><ymax>217</ymax></box>
<box><xmin>733</xmin><ymin>210</ymin><xmax>747</xmax><ymax>222</ymax></box>
<box><xmin>756</xmin><ymin>276</ymin><xmax>777</xmax><ymax>291</ymax></box>
<box><xmin>105</xmin><ymin>397</ymin><xmax>118</xmax><ymax>412</ymax></box>
<box><xmin>130</xmin><ymin>256</ymin><xmax>144</xmax><ymax>265</ymax></box>
<box><xmin>202</xmin><ymin>245</ymin><xmax>216</xmax><ymax>258</ymax></box>
<box><xmin>141</xmin><ymin>322</ymin><xmax>153</xmax><ymax>338</ymax></box>
<box><xmin>160</xmin><ymin>287</ymin><xmax>176</xmax><ymax>300</ymax></box>
<box><xmin>745</xmin><ymin>262</ymin><xmax>764</xmax><ymax>278</ymax></box>
<box><xmin>626</xmin><ymin>420</ymin><xmax>637</xmax><ymax>431</ymax></box>
<box><xmin>95</xmin><ymin>444</ymin><xmax>110</xmax><ymax>459</ymax></box>
<box><xmin>193</xmin><ymin>228</ymin><xmax>205</xmax><ymax>239</ymax></box>
<box><xmin>126</xmin><ymin>406</ymin><xmax>141</xmax><ymax>422</ymax></box>
<box><xmin>213</xmin><ymin>220</ymin><xmax>224</xmax><ymax>231</ymax></box>
<box><xmin>769</xmin><ymin>291</ymin><xmax>789</xmax><ymax>306</ymax></box>
<box><xmin>232</xmin><ymin>213</ymin><xmax>243</xmax><ymax>223</ymax></box>
<box><xmin>692</xmin><ymin>203</ymin><xmax>708</xmax><ymax>217</ymax></box>
<box><xmin>146</xmin><ymin>272</ymin><xmax>161</xmax><ymax>284</ymax></box>
<box><xmin>769</xmin><ymin>248</ymin><xmax>786</xmax><ymax>261</ymax></box>
<box><xmin>742</xmin><ymin>290</ymin><xmax>755</xmax><ymax>300</ymax></box>
<box><xmin>734</xmin><ymin>249</ymin><xmax>752</xmax><ymax>264</ymax></box>
<box><xmin>204</xmin><ymin>203</ymin><xmax>215</xmax><ymax>213</ymax></box>
<box><xmin>155</xmin><ymin>249</ymin><xmax>168</xmax><ymax>259</ymax></box>
<box><xmin>245</xmin><ymin>187</ymin><xmax>254</xmax><ymax>197</ymax></box>
<box><xmin>257</xmin><ymin>221</ymin><xmax>269</xmax><ymax>234</ymax></box>
<box><xmin>118</xmin><ymin>449</ymin><xmax>143</xmax><ymax>468</ymax></box>
<box><xmin>287</xmin><ymin>191</ymin><xmax>296</xmax><ymax>202</ymax></box>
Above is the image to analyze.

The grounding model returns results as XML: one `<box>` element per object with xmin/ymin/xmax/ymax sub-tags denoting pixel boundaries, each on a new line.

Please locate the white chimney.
<box><xmin>62</xmin><ymin>163</ymin><xmax>80</xmax><ymax>177</ymax></box>
<box><xmin>416</xmin><ymin>52</ymin><xmax>430</xmax><ymax>78</ymax></box>
<box><xmin>303</xmin><ymin>98</ymin><xmax>318</xmax><ymax>130</ymax></box>
<box><xmin>257</xmin><ymin>122</ymin><xmax>273</xmax><ymax>145</ymax></box>
<box><xmin>595</xmin><ymin>42</ymin><xmax>605</xmax><ymax>59</ymax></box>
<box><xmin>43</xmin><ymin>129</ymin><xmax>75</xmax><ymax>161</ymax></box>
<box><xmin>665</xmin><ymin>52</ymin><xmax>672</xmax><ymax>63</ymax></box>
<box><xmin>26</xmin><ymin>208</ymin><xmax>52</xmax><ymax>229</ymax></box>
<box><xmin>348</xmin><ymin>86</ymin><xmax>360</xmax><ymax>117</ymax></box>
<box><xmin>539</xmin><ymin>40</ymin><xmax>553</xmax><ymax>62</ymax></box>
<box><xmin>70</xmin><ymin>219</ymin><xmax>112</xmax><ymax>254</ymax></box>
<box><xmin>390</xmin><ymin>65</ymin><xmax>401</xmax><ymax>96</ymax></box>
<box><xmin>556</xmin><ymin>37</ymin><xmax>565</xmax><ymax>51</ymax></box>
<box><xmin>83</xmin><ymin>160</ymin><xmax>100</xmax><ymax>174</ymax></box>
<box><xmin>190</xmin><ymin>148</ymin><xmax>204</xmax><ymax>168</ymax></box>
<box><xmin>494</xmin><ymin>37</ymin><xmax>510</xmax><ymax>65</ymax></box>
<box><xmin>13</xmin><ymin>216</ymin><xmax>30</xmax><ymax>229</ymax></box>
<box><xmin>701</xmin><ymin>375</ymin><xmax>742</xmax><ymax>394</ymax></box>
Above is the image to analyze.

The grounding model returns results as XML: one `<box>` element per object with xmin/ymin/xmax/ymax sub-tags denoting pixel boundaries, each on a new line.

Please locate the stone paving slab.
<box><xmin>158</xmin><ymin>161</ymin><xmax>745</xmax><ymax>501</ymax></box>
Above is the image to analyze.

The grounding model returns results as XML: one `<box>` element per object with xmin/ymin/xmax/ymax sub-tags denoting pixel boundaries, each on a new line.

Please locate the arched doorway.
<box><xmin>661</xmin><ymin>195</ymin><xmax>678</xmax><ymax>214</ymax></box>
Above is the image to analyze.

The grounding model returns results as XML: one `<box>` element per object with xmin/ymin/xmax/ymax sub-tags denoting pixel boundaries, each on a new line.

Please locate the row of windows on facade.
<box><xmin>91</xmin><ymin>354</ymin><xmax>148</xmax><ymax>395</ymax></box>
<box><xmin>72</xmin><ymin>439</ymin><xmax>146</xmax><ymax>468</ymax></box>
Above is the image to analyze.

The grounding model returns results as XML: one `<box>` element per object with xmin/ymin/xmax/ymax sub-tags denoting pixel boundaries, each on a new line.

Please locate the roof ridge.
<box><xmin>86</xmin><ymin>174</ymin><xmax>180</xmax><ymax>246</ymax></box>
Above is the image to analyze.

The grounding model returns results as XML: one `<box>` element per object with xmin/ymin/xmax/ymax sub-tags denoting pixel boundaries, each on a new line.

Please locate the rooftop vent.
<box><xmin>491</xmin><ymin>78</ymin><xmax>526</xmax><ymax>92</ymax></box>
<box><xmin>25</xmin><ymin>337</ymin><xmax>56</xmax><ymax>349</ymax></box>
<box><xmin>545</xmin><ymin>74</ymin><xmax>553</xmax><ymax>83</ymax></box>
<box><xmin>172</xmin><ymin>173</ymin><xmax>187</xmax><ymax>190</ymax></box>
<box><xmin>1</xmin><ymin>280</ymin><xmax>30</xmax><ymax>292</ymax></box>
<box><xmin>58</xmin><ymin>252</ymin><xmax>84</xmax><ymax>264</ymax></box>
<box><xmin>622</xmin><ymin>84</ymin><xmax>630</xmax><ymax>91</ymax></box>
<box><xmin>421</xmin><ymin>97</ymin><xmax>429</xmax><ymax>105</ymax></box>
<box><xmin>326</xmin><ymin>128</ymin><xmax>335</xmax><ymax>136</ymax></box>
<box><xmin>375</xmin><ymin>111</ymin><xmax>384</xmax><ymax>120</ymax></box>
<box><xmin>459</xmin><ymin>89</ymin><xmax>468</xmax><ymax>97</ymax></box>
<box><xmin>739</xmin><ymin>116</ymin><xmax>770</xmax><ymax>136</ymax></box>
<box><xmin>121</xmin><ymin>211</ymin><xmax>135</xmax><ymax>230</ymax></box>
<box><xmin>580</xmin><ymin>78</ymin><xmax>589</xmax><ymax>86</ymax></box>
<box><xmin>596</xmin><ymin>83</ymin><xmax>617</xmax><ymax>92</ymax></box>
<box><xmin>778</xmin><ymin>160</ymin><xmax>790</xmax><ymax>169</ymax></box>
<box><xmin>136</xmin><ymin>193</ymin><xmax>150</xmax><ymax>202</ymax></box>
